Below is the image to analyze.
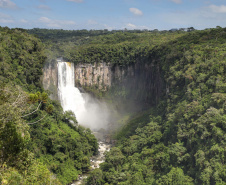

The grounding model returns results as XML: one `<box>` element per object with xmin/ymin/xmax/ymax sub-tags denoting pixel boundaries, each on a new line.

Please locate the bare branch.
<box><xmin>11</xmin><ymin>92</ymin><xmax>21</xmax><ymax>106</ymax></box>
<box><xmin>21</xmin><ymin>101</ymin><xmax>42</xmax><ymax>118</ymax></box>
<box><xmin>21</xmin><ymin>104</ymin><xmax>34</xmax><ymax>114</ymax></box>
<box><xmin>27</xmin><ymin>114</ymin><xmax>47</xmax><ymax>125</ymax></box>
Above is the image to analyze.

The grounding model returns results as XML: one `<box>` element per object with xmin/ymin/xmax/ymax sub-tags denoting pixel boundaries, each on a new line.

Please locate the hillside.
<box><xmin>1</xmin><ymin>26</ymin><xmax>225</xmax><ymax>185</ymax></box>
<box><xmin>0</xmin><ymin>27</ymin><xmax>98</xmax><ymax>185</ymax></box>
<box><xmin>29</xmin><ymin>27</ymin><xmax>226</xmax><ymax>184</ymax></box>
<box><xmin>85</xmin><ymin>27</ymin><xmax>226</xmax><ymax>184</ymax></box>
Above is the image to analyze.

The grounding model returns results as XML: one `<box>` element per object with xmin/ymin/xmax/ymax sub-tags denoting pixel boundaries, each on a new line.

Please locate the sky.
<box><xmin>0</xmin><ymin>0</ymin><xmax>226</xmax><ymax>30</ymax></box>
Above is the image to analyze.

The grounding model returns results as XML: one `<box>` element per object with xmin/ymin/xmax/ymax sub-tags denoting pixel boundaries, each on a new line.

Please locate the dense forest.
<box><xmin>28</xmin><ymin>27</ymin><xmax>188</xmax><ymax>65</ymax></box>
<box><xmin>83</xmin><ymin>28</ymin><xmax>226</xmax><ymax>184</ymax></box>
<box><xmin>0</xmin><ymin>25</ymin><xmax>225</xmax><ymax>185</ymax></box>
<box><xmin>30</xmin><ymin>27</ymin><xmax>225</xmax><ymax>184</ymax></box>
<box><xmin>0</xmin><ymin>27</ymin><xmax>97</xmax><ymax>185</ymax></box>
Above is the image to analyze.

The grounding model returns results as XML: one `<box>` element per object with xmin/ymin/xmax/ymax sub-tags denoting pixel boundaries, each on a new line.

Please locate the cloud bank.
<box><xmin>129</xmin><ymin>8</ymin><xmax>143</xmax><ymax>16</ymax></box>
<box><xmin>0</xmin><ymin>12</ymin><xmax>14</xmax><ymax>23</ymax></box>
<box><xmin>39</xmin><ymin>17</ymin><xmax>76</xmax><ymax>28</ymax></box>
<box><xmin>66</xmin><ymin>0</ymin><xmax>83</xmax><ymax>3</ymax></box>
<box><xmin>170</xmin><ymin>0</ymin><xmax>182</xmax><ymax>4</ymax></box>
<box><xmin>37</xmin><ymin>4</ymin><xmax>51</xmax><ymax>10</ymax></box>
<box><xmin>208</xmin><ymin>4</ymin><xmax>226</xmax><ymax>13</ymax></box>
<box><xmin>0</xmin><ymin>0</ymin><xmax>17</xmax><ymax>9</ymax></box>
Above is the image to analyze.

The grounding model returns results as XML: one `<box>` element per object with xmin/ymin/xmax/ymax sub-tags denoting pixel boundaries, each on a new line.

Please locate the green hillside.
<box><xmin>0</xmin><ymin>27</ymin><xmax>97</xmax><ymax>185</ymax></box>
<box><xmin>84</xmin><ymin>27</ymin><xmax>226</xmax><ymax>184</ymax></box>
<box><xmin>1</xmin><ymin>26</ymin><xmax>225</xmax><ymax>185</ymax></box>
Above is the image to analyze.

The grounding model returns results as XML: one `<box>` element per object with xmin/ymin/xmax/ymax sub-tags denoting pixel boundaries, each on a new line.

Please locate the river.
<box><xmin>72</xmin><ymin>140</ymin><xmax>111</xmax><ymax>185</ymax></box>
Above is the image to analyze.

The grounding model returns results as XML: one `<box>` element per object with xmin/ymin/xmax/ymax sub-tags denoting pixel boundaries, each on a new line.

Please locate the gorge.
<box><xmin>1</xmin><ymin>27</ymin><xmax>225</xmax><ymax>185</ymax></box>
<box><xmin>57</xmin><ymin>59</ymin><xmax>114</xmax><ymax>185</ymax></box>
<box><xmin>43</xmin><ymin>57</ymin><xmax>164</xmax><ymax>115</ymax></box>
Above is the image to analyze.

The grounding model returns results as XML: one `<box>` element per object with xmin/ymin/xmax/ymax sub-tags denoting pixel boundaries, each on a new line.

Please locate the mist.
<box><xmin>79</xmin><ymin>93</ymin><xmax>113</xmax><ymax>131</ymax></box>
<box><xmin>58</xmin><ymin>61</ymin><xmax>114</xmax><ymax>131</ymax></box>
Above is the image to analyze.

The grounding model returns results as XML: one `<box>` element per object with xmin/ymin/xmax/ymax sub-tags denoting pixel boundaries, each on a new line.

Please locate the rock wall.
<box><xmin>111</xmin><ymin>61</ymin><xmax>163</xmax><ymax>106</ymax></box>
<box><xmin>74</xmin><ymin>60</ymin><xmax>164</xmax><ymax>106</ymax></box>
<box><xmin>74</xmin><ymin>62</ymin><xmax>111</xmax><ymax>91</ymax></box>
<box><xmin>42</xmin><ymin>59</ymin><xmax>164</xmax><ymax>107</ymax></box>
<box><xmin>42</xmin><ymin>60</ymin><xmax>58</xmax><ymax>100</ymax></box>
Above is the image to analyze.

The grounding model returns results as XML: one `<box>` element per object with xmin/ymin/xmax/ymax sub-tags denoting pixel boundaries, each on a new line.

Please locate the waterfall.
<box><xmin>58</xmin><ymin>60</ymin><xmax>112</xmax><ymax>131</ymax></box>
<box><xmin>58</xmin><ymin>61</ymin><xmax>86</xmax><ymax>123</ymax></box>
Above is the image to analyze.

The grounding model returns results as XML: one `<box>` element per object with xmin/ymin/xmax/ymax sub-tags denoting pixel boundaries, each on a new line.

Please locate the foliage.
<box><xmin>28</xmin><ymin>28</ymin><xmax>186</xmax><ymax>66</ymax></box>
<box><xmin>2</xmin><ymin>25</ymin><xmax>226</xmax><ymax>185</ymax></box>
<box><xmin>65</xmin><ymin>31</ymin><xmax>185</xmax><ymax>65</ymax></box>
<box><xmin>89</xmin><ymin>27</ymin><xmax>226</xmax><ymax>184</ymax></box>
<box><xmin>85</xmin><ymin>168</ymin><xmax>104</xmax><ymax>185</ymax></box>
<box><xmin>0</xmin><ymin>84</ymin><xmax>60</xmax><ymax>185</ymax></box>
<box><xmin>28</xmin><ymin>103</ymin><xmax>98</xmax><ymax>184</ymax></box>
<box><xmin>0</xmin><ymin>27</ymin><xmax>98</xmax><ymax>185</ymax></box>
<box><xmin>0</xmin><ymin>27</ymin><xmax>46</xmax><ymax>91</ymax></box>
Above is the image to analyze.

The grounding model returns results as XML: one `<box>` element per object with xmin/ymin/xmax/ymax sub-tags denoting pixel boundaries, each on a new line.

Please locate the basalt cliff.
<box><xmin>43</xmin><ymin>59</ymin><xmax>164</xmax><ymax>108</ymax></box>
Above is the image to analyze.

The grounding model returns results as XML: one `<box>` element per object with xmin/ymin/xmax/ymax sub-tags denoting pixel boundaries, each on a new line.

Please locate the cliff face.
<box><xmin>74</xmin><ymin>62</ymin><xmax>111</xmax><ymax>91</ymax></box>
<box><xmin>42</xmin><ymin>59</ymin><xmax>164</xmax><ymax>107</ymax></box>
<box><xmin>74</xmin><ymin>60</ymin><xmax>164</xmax><ymax>106</ymax></box>
<box><xmin>42</xmin><ymin>60</ymin><xmax>58</xmax><ymax>100</ymax></box>
<box><xmin>111</xmin><ymin>61</ymin><xmax>163</xmax><ymax>107</ymax></box>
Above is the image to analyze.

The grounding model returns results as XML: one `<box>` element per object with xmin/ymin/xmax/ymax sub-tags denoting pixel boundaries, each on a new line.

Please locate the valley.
<box><xmin>0</xmin><ymin>26</ymin><xmax>225</xmax><ymax>185</ymax></box>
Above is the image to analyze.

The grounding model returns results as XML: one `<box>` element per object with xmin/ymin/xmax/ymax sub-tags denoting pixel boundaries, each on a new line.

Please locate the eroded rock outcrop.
<box><xmin>74</xmin><ymin>62</ymin><xmax>111</xmax><ymax>91</ymax></box>
<box><xmin>42</xmin><ymin>60</ymin><xmax>58</xmax><ymax>100</ymax></box>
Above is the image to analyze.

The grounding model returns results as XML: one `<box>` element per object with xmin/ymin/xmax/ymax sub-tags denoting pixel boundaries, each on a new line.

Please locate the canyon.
<box><xmin>43</xmin><ymin>58</ymin><xmax>165</xmax><ymax>110</ymax></box>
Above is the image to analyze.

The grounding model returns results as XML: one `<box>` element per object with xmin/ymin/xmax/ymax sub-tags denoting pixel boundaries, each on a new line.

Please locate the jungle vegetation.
<box><xmin>0</xmin><ymin>25</ymin><xmax>225</xmax><ymax>185</ymax></box>
<box><xmin>0</xmin><ymin>26</ymin><xmax>98</xmax><ymax>185</ymax></box>
<box><xmin>84</xmin><ymin>27</ymin><xmax>226</xmax><ymax>185</ymax></box>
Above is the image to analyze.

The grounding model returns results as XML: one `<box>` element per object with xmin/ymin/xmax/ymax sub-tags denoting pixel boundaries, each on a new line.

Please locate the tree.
<box><xmin>105</xmin><ymin>147</ymin><xmax>125</xmax><ymax>171</ymax></box>
<box><xmin>156</xmin><ymin>167</ymin><xmax>193</xmax><ymax>185</ymax></box>
<box><xmin>86</xmin><ymin>169</ymin><xmax>104</xmax><ymax>185</ymax></box>
<box><xmin>187</xmin><ymin>27</ymin><xmax>195</xmax><ymax>32</ymax></box>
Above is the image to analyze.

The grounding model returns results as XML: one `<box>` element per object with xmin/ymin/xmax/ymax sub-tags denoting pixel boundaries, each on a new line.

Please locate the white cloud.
<box><xmin>0</xmin><ymin>12</ymin><xmax>10</xmax><ymax>18</ymax></box>
<box><xmin>170</xmin><ymin>0</ymin><xmax>182</xmax><ymax>4</ymax></box>
<box><xmin>20</xmin><ymin>19</ymin><xmax>28</xmax><ymax>23</ymax></box>
<box><xmin>129</xmin><ymin>8</ymin><xmax>143</xmax><ymax>16</ymax></box>
<box><xmin>39</xmin><ymin>16</ymin><xmax>51</xmax><ymax>23</ymax></box>
<box><xmin>66</xmin><ymin>0</ymin><xmax>83</xmax><ymax>3</ymax></box>
<box><xmin>0</xmin><ymin>12</ymin><xmax>14</xmax><ymax>23</ymax></box>
<box><xmin>37</xmin><ymin>4</ymin><xmax>51</xmax><ymax>10</ymax></box>
<box><xmin>103</xmin><ymin>24</ymin><xmax>114</xmax><ymax>30</ymax></box>
<box><xmin>87</xmin><ymin>20</ymin><xmax>98</xmax><ymax>25</ymax></box>
<box><xmin>0</xmin><ymin>0</ymin><xmax>17</xmax><ymax>9</ymax></box>
<box><xmin>39</xmin><ymin>17</ymin><xmax>76</xmax><ymax>28</ymax></box>
<box><xmin>0</xmin><ymin>18</ymin><xmax>14</xmax><ymax>23</ymax></box>
<box><xmin>125</xmin><ymin>23</ymin><xmax>151</xmax><ymax>30</ymax></box>
<box><xmin>158</xmin><ymin>5</ymin><xmax>226</xmax><ymax>30</ymax></box>
<box><xmin>208</xmin><ymin>4</ymin><xmax>226</xmax><ymax>13</ymax></box>
<box><xmin>126</xmin><ymin>23</ymin><xmax>137</xmax><ymax>29</ymax></box>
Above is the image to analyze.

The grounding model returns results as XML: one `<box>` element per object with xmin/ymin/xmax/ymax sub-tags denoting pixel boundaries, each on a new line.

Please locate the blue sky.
<box><xmin>0</xmin><ymin>0</ymin><xmax>226</xmax><ymax>30</ymax></box>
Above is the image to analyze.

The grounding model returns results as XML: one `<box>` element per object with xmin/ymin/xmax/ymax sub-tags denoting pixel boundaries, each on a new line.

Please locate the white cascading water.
<box><xmin>58</xmin><ymin>61</ymin><xmax>86</xmax><ymax>123</ymax></box>
<box><xmin>58</xmin><ymin>60</ymin><xmax>111</xmax><ymax>130</ymax></box>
